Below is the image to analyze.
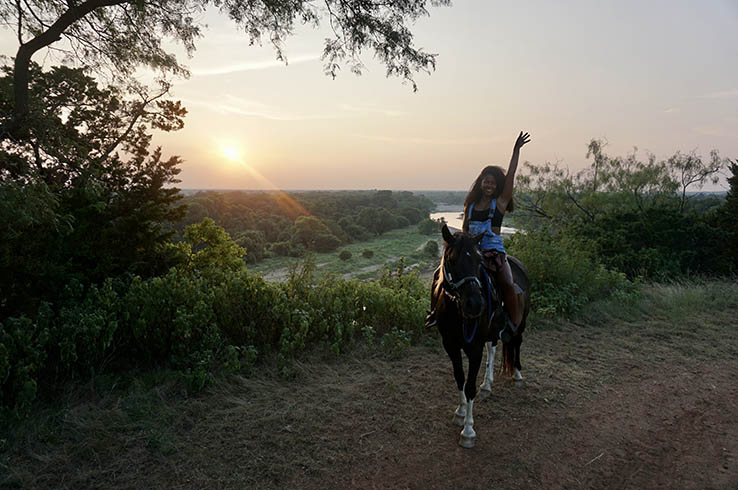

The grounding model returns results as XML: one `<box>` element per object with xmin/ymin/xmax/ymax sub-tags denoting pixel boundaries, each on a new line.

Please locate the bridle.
<box><xmin>441</xmin><ymin>260</ymin><xmax>482</xmax><ymax>299</ymax></box>
<box><xmin>440</xmin><ymin>247</ymin><xmax>487</xmax><ymax>343</ymax></box>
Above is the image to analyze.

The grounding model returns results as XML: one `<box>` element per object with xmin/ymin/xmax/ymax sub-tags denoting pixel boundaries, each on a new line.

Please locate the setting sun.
<box><xmin>222</xmin><ymin>146</ymin><xmax>241</xmax><ymax>161</ymax></box>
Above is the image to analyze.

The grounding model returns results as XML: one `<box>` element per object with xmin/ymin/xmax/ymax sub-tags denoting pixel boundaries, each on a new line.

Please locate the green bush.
<box><xmin>417</xmin><ymin>218</ymin><xmax>440</xmax><ymax>235</ymax></box>
<box><xmin>423</xmin><ymin>240</ymin><xmax>439</xmax><ymax>257</ymax></box>
<box><xmin>312</xmin><ymin>233</ymin><xmax>341</xmax><ymax>253</ymax></box>
<box><xmin>269</xmin><ymin>241</ymin><xmax>305</xmax><ymax>257</ymax></box>
<box><xmin>507</xmin><ymin>228</ymin><xmax>637</xmax><ymax>316</ymax></box>
<box><xmin>362</xmin><ymin>249</ymin><xmax>374</xmax><ymax>258</ymax></box>
<box><xmin>339</xmin><ymin>250</ymin><xmax>352</xmax><ymax>261</ymax></box>
<box><xmin>0</xmin><ymin>253</ymin><xmax>432</xmax><ymax>419</ymax></box>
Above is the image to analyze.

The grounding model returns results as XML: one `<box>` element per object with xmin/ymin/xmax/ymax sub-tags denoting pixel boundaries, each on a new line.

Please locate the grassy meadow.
<box><xmin>249</xmin><ymin>226</ymin><xmax>443</xmax><ymax>281</ymax></box>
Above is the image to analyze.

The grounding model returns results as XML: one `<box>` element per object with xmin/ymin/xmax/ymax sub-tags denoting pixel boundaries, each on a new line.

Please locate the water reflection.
<box><xmin>429</xmin><ymin>209</ymin><xmax>518</xmax><ymax>236</ymax></box>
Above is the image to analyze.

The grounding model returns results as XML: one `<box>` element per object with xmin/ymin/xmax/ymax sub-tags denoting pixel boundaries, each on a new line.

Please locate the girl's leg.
<box><xmin>497</xmin><ymin>257</ymin><xmax>519</xmax><ymax>330</ymax></box>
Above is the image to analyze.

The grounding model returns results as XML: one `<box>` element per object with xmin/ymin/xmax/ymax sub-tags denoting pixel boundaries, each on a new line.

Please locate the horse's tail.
<box><xmin>501</xmin><ymin>341</ymin><xmax>515</xmax><ymax>376</ymax></box>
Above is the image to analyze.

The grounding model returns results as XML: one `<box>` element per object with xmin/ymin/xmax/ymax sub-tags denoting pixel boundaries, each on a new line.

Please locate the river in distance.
<box><xmin>429</xmin><ymin>208</ymin><xmax>518</xmax><ymax>236</ymax></box>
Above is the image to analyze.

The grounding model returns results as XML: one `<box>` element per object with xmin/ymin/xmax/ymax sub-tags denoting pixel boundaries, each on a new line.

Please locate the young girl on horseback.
<box><xmin>462</xmin><ymin>131</ymin><xmax>530</xmax><ymax>336</ymax></box>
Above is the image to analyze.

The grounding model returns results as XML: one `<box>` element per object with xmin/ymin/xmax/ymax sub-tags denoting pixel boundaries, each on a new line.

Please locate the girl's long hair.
<box><xmin>463</xmin><ymin>165</ymin><xmax>515</xmax><ymax>213</ymax></box>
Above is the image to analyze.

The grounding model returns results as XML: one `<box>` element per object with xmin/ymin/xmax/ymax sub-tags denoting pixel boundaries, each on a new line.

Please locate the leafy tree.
<box><xmin>517</xmin><ymin>139</ymin><xmax>726</xmax><ymax>227</ymax></box>
<box><xmin>399</xmin><ymin>206</ymin><xmax>423</xmax><ymax>224</ymax></box>
<box><xmin>417</xmin><ymin>217</ymin><xmax>440</xmax><ymax>235</ymax></box>
<box><xmin>337</xmin><ymin>216</ymin><xmax>371</xmax><ymax>241</ymax></box>
<box><xmin>356</xmin><ymin>207</ymin><xmax>380</xmax><ymax>235</ymax></box>
<box><xmin>709</xmin><ymin>159</ymin><xmax>738</xmax><ymax>272</ymax></box>
<box><xmin>376</xmin><ymin>208</ymin><xmax>397</xmax><ymax>234</ymax></box>
<box><xmin>234</xmin><ymin>230</ymin><xmax>267</xmax><ymax>263</ymax></box>
<box><xmin>292</xmin><ymin>215</ymin><xmax>339</xmax><ymax>251</ymax></box>
<box><xmin>515</xmin><ymin>140</ymin><xmax>729</xmax><ymax>278</ymax></box>
<box><xmin>175</xmin><ymin>218</ymin><xmax>246</xmax><ymax>274</ymax></box>
<box><xmin>312</xmin><ymin>233</ymin><xmax>342</xmax><ymax>253</ymax></box>
<box><xmin>2</xmin><ymin>0</ymin><xmax>451</xmax><ymax>130</ymax></box>
<box><xmin>0</xmin><ymin>66</ymin><xmax>185</xmax><ymax>316</ymax></box>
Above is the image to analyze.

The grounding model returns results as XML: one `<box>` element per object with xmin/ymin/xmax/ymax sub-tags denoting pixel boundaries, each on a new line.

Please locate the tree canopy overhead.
<box><xmin>2</xmin><ymin>0</ymin><xmax>451</xmax><ymax>129</ymax></box>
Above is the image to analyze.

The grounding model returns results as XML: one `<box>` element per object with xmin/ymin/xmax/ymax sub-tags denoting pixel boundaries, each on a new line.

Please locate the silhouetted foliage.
<box><xmin>0</xmin><ymin>65</ymin><xmax>185</xmax><ymax>317</ymax></box>
<box><xmin>2</xmin><ymin>0</ymin><xmax>450</xmax><ymax>130</ymax></box>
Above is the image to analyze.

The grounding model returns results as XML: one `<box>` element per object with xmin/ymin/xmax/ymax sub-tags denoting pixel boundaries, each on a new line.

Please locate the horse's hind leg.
<box><xmin>479</xmin><ymin>341</ymin><xmax>497</xmax><ymax>394</ymax></box>
<box><xmin>512</xmin><ymin>333</ymin><xmax>523</xmax><ymax>381</ymax></box>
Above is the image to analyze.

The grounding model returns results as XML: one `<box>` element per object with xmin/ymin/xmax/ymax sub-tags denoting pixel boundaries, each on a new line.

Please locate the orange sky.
<box><xmin>3</xmin><ymin>1</ymin><xmax>738</xmax><ymax>191</ymax></box>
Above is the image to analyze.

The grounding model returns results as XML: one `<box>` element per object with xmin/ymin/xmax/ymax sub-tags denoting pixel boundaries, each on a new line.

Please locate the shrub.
<box><xmin>312</xmin><ymin>233</ymin><xmax>341</xmax><ymax>253</ymax></box>
<box><xmin>339</xmin><ymin>250</ymin><xmax>352</xmax><ymax>261</ymax></box>
<box><xmin>417</xmin><ymin>217</ymin><xmax>440</xmax><ymax>235</ymax></box>
<box><xmin>506</xmin><ymin>228</ymin><xmax>637</xmax><ymax>315</ymax></box>
<box><xmin>423</xmin><ymin>240</ymin><xmax>439</xmax><ymax>257</ymax></box>
<box><xmin>234</xmin><ymin>229</ymin><xmax>267</xmax><ymax>263</ymax></box>
<box><xmin>269</xmin><ymin>241</ymin><xmax>304</xmax><ymax>257</ymax></box>
<box><xmin>0</xmin><ymin>256</ymin><xmax>433</xmax><ymax>418</ymax></box>
<box><xmin>362</xmin><ymin>249</ymin><xmax>374</xmax><ymax>258</ymax></box>
<box><xmin>394</xmin><ymin>215</ymin><xmax>410</xmax><ymax>228</ymax></box>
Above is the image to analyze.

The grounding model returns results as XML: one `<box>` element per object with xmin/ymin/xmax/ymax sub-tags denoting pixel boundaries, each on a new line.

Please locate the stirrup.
<box><xmin>425</xmin><ymin>309</ymin><xmax>437</xmax><ymax>328</ymax></box>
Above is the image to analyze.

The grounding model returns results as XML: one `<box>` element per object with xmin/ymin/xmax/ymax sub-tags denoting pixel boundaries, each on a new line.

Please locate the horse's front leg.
<box><xmin>459</xmin><ymin>347</ymin><xmax>483</xmax><ymax>448</ymax></box>
<box><xmin>453</xmin><ymin>389</ymin><xmax>467</xmax><ymax>427</ymax></box>
<box><xmin>443</xmin><ymin>338</ymin><xmax>467</xmax><ymax>426</ymax></box>
<box><xmin>479</xmin><ymin>341</ymin><xmax>497</xmax><ymax>394</ymax></box>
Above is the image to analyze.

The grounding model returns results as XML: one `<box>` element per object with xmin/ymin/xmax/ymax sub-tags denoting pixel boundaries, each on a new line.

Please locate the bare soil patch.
<box><xmin>3</xmin><ymin>286</ymin><xmax>737</xmax><ymax>489</ymax></box>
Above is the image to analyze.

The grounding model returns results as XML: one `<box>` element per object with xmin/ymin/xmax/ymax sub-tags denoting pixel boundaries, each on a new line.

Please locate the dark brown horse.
<box><xmin>431</xmin><ymin>224</ymin><xmax>530</xmax><ymax>448</ymax></box>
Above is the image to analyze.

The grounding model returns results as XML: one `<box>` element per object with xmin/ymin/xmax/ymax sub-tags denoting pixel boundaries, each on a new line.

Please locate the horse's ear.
<box><xmin>441</xmin><ymin>224</ymin><xmax>455</xmax><ymax>244</ymax></box>
<box><xmin>472</xmin><ymin>232</ymin><xmax>485</xmax><ymax>246</ymax></box>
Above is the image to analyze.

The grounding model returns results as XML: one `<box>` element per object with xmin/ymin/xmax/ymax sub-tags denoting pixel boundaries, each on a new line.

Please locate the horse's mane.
<box><xmin>434</xmin><ymin>231</ymin><xmax>472</xmax><ymax>300</ymax></box>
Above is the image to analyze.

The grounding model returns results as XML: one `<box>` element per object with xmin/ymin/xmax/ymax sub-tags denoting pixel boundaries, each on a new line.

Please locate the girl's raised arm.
<box><xmin>499</xmin><ymin>131</ymin><xmax>530</xmax><ymax>211</ymax></box>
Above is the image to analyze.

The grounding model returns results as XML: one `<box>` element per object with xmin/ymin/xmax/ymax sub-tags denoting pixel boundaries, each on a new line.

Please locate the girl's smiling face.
<box><xmin>481</xmin><ymin>174</ymin><xmax>496</xmax><ymax>198</ymax></box>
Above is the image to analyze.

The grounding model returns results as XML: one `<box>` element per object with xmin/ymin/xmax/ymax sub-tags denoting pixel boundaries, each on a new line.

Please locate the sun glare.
<box><xmin>222</xmin><ymin>146</ymin><xmax>240</xmax><ymax>161</ymax></box>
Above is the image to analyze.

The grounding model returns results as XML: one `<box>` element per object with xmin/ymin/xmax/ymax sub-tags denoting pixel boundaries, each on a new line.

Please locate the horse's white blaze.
<box><xmin>480</xmin><ymin>342</ymin><xmax>496</xmax><ymax>391</ymax></box>
<box><xmin>513</xmin><ymin>368</ymin><xmax>523</xmax><ymax>381</ymax></box>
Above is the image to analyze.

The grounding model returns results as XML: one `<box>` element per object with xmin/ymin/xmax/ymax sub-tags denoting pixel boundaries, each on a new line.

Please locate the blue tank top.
<box><xmin>467</xmin><ymin>200</ymin><xmax>505</xmax><ymax>253</ymax></box>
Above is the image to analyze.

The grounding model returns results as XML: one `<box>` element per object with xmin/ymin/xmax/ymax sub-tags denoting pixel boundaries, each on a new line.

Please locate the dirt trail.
<box><xmin>4</xmin><ymin>294</ymin><xmax>738</xmax><ymax>489</ymax></box>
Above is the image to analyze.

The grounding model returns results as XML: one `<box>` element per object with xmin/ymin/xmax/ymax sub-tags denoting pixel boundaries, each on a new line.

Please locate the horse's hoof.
<box><xmin>459</xmin><ymin>435</ymin><xmax>475</xmax><ymax>448</ymax></box>
<box><xmin>452</xmin><ymin>413</ymin><xmax>465</xmax><ymax>426</ymax></box>
<box><xmin>459</xmin><ymin>427</ymin><xmax>476</xmax><ymax>448</ymax></box>
<box><xmin>513</xmin><ymin>369</ymin><xmax>523</xmax><ymax>381</ymax></box>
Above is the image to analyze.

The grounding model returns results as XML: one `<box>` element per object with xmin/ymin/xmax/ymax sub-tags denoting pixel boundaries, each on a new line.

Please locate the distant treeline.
<box><xmin>176</xmin><ymin>190</ymin><xmax>435</xmax><ymax>262</ymax></box>
<box><xmin>415</xmin><ymin>190</ymin><xmax>467</xmax><ymax>206</ymax></box>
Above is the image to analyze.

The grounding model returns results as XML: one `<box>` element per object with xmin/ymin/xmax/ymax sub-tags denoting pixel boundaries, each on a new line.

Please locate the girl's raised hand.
<box><xmin>514</xmin><ymin>131</ymin><xmax>531</xmax><ymax>150</ymax></box>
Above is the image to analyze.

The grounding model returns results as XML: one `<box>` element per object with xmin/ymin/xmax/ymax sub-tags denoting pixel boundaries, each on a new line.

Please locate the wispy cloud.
<box><xmin>180</xmin><ymin>94</ymin><xmax>341</xmax><ymax>121</ymax></box>
<box><xmin>697</xmin><ymin>88</ymin><xmax>738</xmax><ymax>99</ymax></box>
<box><xmin>340</xmin><ymin>104</ymin><xmax>407</xmax><ymax>117</ymax></box>
<box><xmin>193</xmin><ymin>53</ymin><xmax>320</xmax><ymax>77</ymax></box>
<box><xmin>359</xmin><ymin>135</ymin><xmax>487</xmax><ymax>146</ymax></box>
<box><xmin>692</xmin><ymin>125</ymin><xmax>729</xmax><ymax>137</ymax></box>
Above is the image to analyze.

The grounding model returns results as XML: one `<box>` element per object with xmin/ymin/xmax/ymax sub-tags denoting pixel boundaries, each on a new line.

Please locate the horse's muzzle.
<box><xmin>460</xmin><ymin>288</ymin><xmax>484</xmax><ymax>319</ymax></box>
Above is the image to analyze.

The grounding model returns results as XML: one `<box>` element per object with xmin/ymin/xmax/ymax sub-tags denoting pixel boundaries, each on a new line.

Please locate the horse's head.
<box><xmin>440</xmin><ymin>224</ymin><xmax>485</xmax><ymax>319</ymax></box>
